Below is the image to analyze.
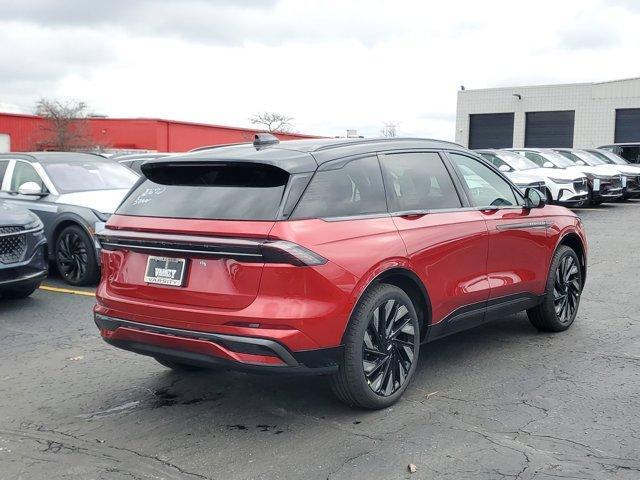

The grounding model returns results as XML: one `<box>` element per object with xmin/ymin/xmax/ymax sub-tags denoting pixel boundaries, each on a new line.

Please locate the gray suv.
<box><xmin>0</xmin><ymin>152</ymin><xmax>139</xmax><ymax>285</ymax></box>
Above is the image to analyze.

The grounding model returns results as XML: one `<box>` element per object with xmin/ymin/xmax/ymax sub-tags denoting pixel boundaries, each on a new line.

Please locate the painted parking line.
<box><xmin>39</xmin><ymin>285</ymin><xmax>96</xmax><ymax>297</ymax></box>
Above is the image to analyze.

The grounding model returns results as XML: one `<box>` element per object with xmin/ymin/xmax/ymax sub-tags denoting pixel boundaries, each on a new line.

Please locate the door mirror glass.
<box><xmin>498</xmin><ymin>164</ymin><xmax>512</xmax><ymax>172</ymax></box>
<box><xmin>543</xmin><ymin>161</ymin><xmax>554</xmax><ymax>168</ymax></box>
<box><xmin>524</xmin><ymin>188</ymin><xmax>545</xmax><ymax>209</ymax></box>
<box><xmin>18</xmin><ymin>181</ymin><xmax>44</xmax><ymax>196</ymax></box>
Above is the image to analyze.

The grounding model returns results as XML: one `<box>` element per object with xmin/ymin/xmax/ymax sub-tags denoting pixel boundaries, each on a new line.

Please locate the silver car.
<box><xmin>0</xmin><ymin>152</ymin><xmax>139</xmax><ymax>285</ymax></box>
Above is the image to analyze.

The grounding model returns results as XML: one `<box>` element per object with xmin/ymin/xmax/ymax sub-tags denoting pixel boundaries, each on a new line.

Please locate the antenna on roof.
<box><xmin>253</xmin><ymin>133</ymin><xmax>280</xmax><ymax>149</ymax></box>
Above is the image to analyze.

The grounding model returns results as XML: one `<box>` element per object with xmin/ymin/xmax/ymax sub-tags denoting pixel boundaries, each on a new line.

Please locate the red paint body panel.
<box><xmin>480</xmin><ymin>207</ymin><xmax>552</xmax><ymax>298</ymax></box>
<box><xmin>96</xmin><ymin>201</ymin><xmax>586</xmax><ymax>368</ymax></box>
<box><xmin>392</xmin><ymin>211</ymin><xmax>490</xmax><ymax>324</ymax></box>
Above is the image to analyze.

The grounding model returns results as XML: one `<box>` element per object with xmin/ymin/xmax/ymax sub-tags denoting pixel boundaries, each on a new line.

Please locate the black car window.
<box><xmin>0</xmin><ymin>160</ymin><xmax>9</xmax><ymax>189</ymax></box>
<box><xmin>10</xmin><ymin>162</ymin><xmax>45</xmax><ymax>191</ymax></box>
<box><xmin>292</xmin><ymin>156</ymin><xmax>386</xmax><ymax>219</ymax></box>
<box><xmin>521</xmin><ymin>151</ymin><xmax>547</xmax><ymax>167</ymax></box>
<box><xmin>621</xmin><ymin>146</ymin><xmax>640</xmax><ymax>163</ymax></box>
<box><xmin>380</xmin><ymin>152</ymin><xmax>461</xmax><ymax>211</ymax></box>
<box><xmin>118</xmin><ymin>163</ymin><xmax>289</xmax><ymax>221</ymax></box>
<box><xmin>449</xmin><ymin>153</ymin><xmax>519</xmax><ymax>207</ymax></box>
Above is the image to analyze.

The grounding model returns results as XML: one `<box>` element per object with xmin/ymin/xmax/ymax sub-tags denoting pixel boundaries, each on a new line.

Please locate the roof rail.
<box><xmin>312</xmin><ymin>137</ymin><xmax>464</xmax><ymax>152</ymax></box>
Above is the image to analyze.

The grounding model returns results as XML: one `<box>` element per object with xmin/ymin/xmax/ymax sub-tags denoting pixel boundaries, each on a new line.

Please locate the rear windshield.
<box><xmin>117</xmin><ymin>163</ymin><xmax>289</xmax><ymax>220</ymax></box>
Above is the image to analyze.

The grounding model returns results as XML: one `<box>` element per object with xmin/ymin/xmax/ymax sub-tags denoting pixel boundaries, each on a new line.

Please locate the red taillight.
<box><xmin>261</xmin><ymin>240</ymin><xmax>327</xmax><ymax>267</ymax></box>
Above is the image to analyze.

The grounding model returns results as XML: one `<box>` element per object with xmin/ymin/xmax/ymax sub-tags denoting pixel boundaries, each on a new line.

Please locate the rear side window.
<box><xmin>380</xmin><ymin>152</ymin><xmax>461</xmax><ymax>211</ymax></box>
<box><xmin>117</xmin><ymin>163</ymin><xmax>289</xmax><ymax>220</ymax></box>
<box><xmin>292</xmin><ymin>156</ymin><xmax>386</xmax><ymax>219</ymax></box>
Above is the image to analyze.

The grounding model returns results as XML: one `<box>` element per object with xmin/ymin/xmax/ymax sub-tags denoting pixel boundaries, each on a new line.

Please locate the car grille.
<box><xmin>611</xmin><ymin>175</ymin><xmax>623</xmax><ymax>189</ymax></box>
<box><xmin>573</xmin><ymin>178</ymin><xmax>588</xmax><ymax>192</ymax></box>
<box><xmin>0</xmin><ymin>226</ymin><xmax>27</xmax><ymax>264</ymax></box>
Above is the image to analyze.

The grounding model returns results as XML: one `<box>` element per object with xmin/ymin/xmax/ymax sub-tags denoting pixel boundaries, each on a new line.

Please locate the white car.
<box><xmin>555</xmin><ymin>148</ymin><xmax>640</xmax><ymax>199</ymax></box>
<box><xmin>475</xmin><ymin>149</ymin><xmax>588</xmax><ymax>206</ymax></box>
<box><xmin>508</xmin><ymin>148</ymin><xmax>623</xmax><ymax>205</ymax></box>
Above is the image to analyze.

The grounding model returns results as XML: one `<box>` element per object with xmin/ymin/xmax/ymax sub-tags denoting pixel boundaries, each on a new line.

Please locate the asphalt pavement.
<box><xmin>1</xmin><ymin>202</ymin><xmax>639</xmax><ymax>480</ymax></box>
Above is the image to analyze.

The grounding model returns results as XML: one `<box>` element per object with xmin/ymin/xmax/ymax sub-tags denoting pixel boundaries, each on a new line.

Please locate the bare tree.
<box><xmin>33</xmin><ymin>98</ymin><xmax>95</xmax><ymax>151</ymax></box>
<box><xmin>249</xmin><ymin>112</ymin><xmax>294</xmax><ymax>133</ymax></box>
<box><xmin>380</xmin><ymin>121</ymin><xmax>398</xmax><ymax>138</ymax></box>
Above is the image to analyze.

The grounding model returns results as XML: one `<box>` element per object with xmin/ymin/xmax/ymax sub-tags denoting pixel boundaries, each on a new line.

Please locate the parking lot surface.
<box><xmin>1</xmin><ymin>203</ymin><xmax>639</xmax><ymax>480</ymax></box>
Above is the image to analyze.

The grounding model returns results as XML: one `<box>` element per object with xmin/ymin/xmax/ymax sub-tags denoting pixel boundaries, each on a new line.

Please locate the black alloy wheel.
<box><xmin>55</xmin><ymin>225</ymin><xmax>99</xmax><ymax>286</ymax></box>
<box><xmin>363</xmin><ymin>298</ymin><xmax>416</xmax><ymax>396</ymax></box>
<box><xmin>527</xmin><ymin>245</ymin><xmax>582</xmax><ymax>332</ymax></box>
<box><xmin>552</xmin><ymin>255</ymin><xmax>581</xmax><ymax>324</ymax></box>
<box><xmin>330</xmin><ymin>284</ymin><xmax>420</xmax><ymax>409</ymax></box>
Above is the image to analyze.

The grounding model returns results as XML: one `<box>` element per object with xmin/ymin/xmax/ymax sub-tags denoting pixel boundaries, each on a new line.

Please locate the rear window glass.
<box><xmin>291</xmin><ymin>156</ymin><xmax>386</xmax><ymax>219</ymax></box>
<box><xmin>117</xmin><ymin>163</ymin><xmax>289</xmax><ymax>220</ymax></box>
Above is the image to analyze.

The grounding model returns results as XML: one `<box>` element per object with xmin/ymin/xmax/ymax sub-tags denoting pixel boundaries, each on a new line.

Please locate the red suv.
<box><xmin>94</xmin><ymin>136</ymin><xmax>587</xmax><ymax>409</ymax></box>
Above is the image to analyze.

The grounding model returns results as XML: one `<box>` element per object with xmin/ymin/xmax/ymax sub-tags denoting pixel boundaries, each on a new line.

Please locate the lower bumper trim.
<box><xmin>95</xmin><ymin>314</ymin><xmax>340</xmax><ymax>375</ymax></box>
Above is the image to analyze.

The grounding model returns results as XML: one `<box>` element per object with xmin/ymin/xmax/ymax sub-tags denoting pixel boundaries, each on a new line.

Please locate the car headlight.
<box><xmin>24</xmin><ymin>216</ymin><xmax>44</xmax><ymax>231</ymax></box>
<box><xmin>547</xmin><ymin>178</ymin><xmax>573</xmax><ymax>184</ymax></box>
<box><xmin>93</xmin><ymin>211</ymin><xmax>112</xmax><ymax>222</ymax></box>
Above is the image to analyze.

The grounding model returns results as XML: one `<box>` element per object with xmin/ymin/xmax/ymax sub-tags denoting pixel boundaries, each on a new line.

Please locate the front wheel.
<box><xmin>330</xmin><ymin>284</ymin><xmax>420</xmax><ymax>409</ymax></box>
<box><xmin>527</xmin><ymin>245</ymin><xmax>582</xmax><ymax>332</ymax></box>
<box><xmin>55</xmin><ymin>225</ymin><xmax>99</xmax><ymax>286</ymax></box>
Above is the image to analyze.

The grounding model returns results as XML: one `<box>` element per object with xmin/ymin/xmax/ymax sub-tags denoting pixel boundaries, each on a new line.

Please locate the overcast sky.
<box><xmin>1</xmin><ymin>0</ymin><xmax>639</xmax><ymax>139</ymax></box>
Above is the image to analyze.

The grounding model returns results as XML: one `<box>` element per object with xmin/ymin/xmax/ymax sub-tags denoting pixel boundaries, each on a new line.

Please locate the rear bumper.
<box><xmin>95</xmin><ymin>313</ymin><xmax>341</xmax><ymax>375</ymax></box>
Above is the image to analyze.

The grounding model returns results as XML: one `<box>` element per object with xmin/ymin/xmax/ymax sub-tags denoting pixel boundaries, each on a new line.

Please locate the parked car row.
<box><xmin>476</xmin><ymin>148</ymin><xmax>640</xmax><ymax>206</ymax></box>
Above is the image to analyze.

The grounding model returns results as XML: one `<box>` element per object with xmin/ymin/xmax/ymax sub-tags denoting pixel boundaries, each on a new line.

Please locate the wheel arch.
<box><xmin>50</xmin><ymin>215</ymin><xmax>96</xmax><ymax>259</ymax></box>
<box><xmin>557</xmin><ymin>232</ymin><xmax>587</xmax><ymax>286</ymax></box>
<box><xmin>348</xmin><ymin>267</ymin><xmax>432</xmax><ymax>343</ymax></box>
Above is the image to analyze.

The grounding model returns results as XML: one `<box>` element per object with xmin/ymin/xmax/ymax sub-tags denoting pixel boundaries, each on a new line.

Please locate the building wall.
<box><xmin>455</xmin><ymin>78</ymin><xmax>640</xmax><ymax>148</ymax></box>
<box><xmin>0</xmin><ymin>114</ymin><xmax>321</xmax><ymax>152</ymax></box>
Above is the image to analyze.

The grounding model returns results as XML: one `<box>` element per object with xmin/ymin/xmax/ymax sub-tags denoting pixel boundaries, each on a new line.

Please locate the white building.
<box><xmin>455</xmin><ymin>77</ymin><xmax>640</xmax><ymax>149</ymax></box>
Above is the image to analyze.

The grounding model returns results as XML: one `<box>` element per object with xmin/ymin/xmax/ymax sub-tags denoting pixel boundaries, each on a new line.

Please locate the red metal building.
<box><xmin>0</xmin><ymin>112</ymin><xmax>321</xmax><ymax>153</ymax></box>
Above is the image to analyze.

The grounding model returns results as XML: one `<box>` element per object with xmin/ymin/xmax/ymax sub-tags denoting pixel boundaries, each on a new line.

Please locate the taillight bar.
<box><xmin>98</xmin><ymin>228</ymin><xmax>326</xmax><ymax>267</ymax></box>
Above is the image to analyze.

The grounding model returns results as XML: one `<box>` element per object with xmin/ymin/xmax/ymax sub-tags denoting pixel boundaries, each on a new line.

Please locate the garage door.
<box><xmin>615</xmin><ymin>109</ymin><xmax>640</xmax><ymax>143</ymax></box>
<box><xmin>525</xmin><ymin>111</ymin><xmax>575</xmax><ymax>148</ymax></box>
<box><xmin>468</xmin><ymin>113</ymin><xmax>514</xmax><ymax>149</ymax></box>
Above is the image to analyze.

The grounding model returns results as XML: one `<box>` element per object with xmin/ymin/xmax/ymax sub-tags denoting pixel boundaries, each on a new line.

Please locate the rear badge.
<box><xmin>144</xmin><ymin>256</ymin><xmax>187</xmax><ymax>286</ymax></box>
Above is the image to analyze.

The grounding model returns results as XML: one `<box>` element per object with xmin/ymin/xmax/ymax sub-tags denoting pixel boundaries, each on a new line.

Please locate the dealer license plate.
<box><xmin>144</xmin><ymin>256</ymin><xmax>187</xmax><ymax>286</ymax></box>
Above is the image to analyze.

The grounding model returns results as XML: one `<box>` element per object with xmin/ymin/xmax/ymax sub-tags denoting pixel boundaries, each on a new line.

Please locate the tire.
<box><xmin>330</xmin><ymin>284</ymin><xmax>420</xmax><ymax>409</ymax></box>
<box><xmin>1</xmin><ymin>281</ymin><xmax>41</xmax><ymax>299</ymax></box>
<box><xmin>55</xmin><ymin>225</ymin><xmax>99</xmax><ymax>286</ymax></box>
<box><xmin>154</xmin><ymin>356</ymin><xmax>212</xmax><ymax>372</ymax></box>
<box><xmin>527</xmin><ymin>245</ymin><xmax>582</xmax><ymax>332</ymax></box>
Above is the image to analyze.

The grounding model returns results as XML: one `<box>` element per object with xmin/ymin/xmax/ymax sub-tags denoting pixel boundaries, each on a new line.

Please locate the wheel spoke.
<box><xmin>362</xmin><ymin>295</ymin><xmax>417</xmax><ymax>397</ymax></box>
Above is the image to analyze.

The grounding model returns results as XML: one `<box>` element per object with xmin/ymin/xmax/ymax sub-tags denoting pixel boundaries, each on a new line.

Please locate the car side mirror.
<box><xmin>543</xmin><ymin>161</ymin><xmax>554</xmax><ymax>168</ymax></box>
<box><xmin>498</xmin><ymin>164</ymin><xmax>512</xmax><ymax>172</ymax></box>
<box><xmin>524</xmin><ymin>188</ymin><xmax>546</xmax><ymax>209</ymax></box>
<box><xmin>18</xmin><ymin>181</ymin><xmax>44</xmax><ymax>196</ymax></box>
<box><xmin>576</xmin><ymin>160</ymin><xmax>586</xmax><ymax>166</ymax></box>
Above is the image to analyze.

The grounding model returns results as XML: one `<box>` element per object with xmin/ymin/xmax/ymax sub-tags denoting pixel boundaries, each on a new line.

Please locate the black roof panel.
<box><xmin>142</xmin><ymin>137</ymin><xmax>468</xmax><ymax>174</ymax></box>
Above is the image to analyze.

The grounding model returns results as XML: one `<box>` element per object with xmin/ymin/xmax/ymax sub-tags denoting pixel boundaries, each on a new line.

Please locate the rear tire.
<box><xmin>1</xmin><ymin>281</ymin><xmax>41</xmax><ymax>299</ymax></box>
<box><xmin>330</xmin><ymin>284</ymin><xmax>420</xmax><ymax>409</ymax></box>
<box><xmin>154</xmin><ymin>357</ymin><xmax>212</xmax><ymax>371</ymax></box>
<box><xmin>527</xmin><ymin>245</ymin><xmax>582</xmax><ymax>332</ymax></box>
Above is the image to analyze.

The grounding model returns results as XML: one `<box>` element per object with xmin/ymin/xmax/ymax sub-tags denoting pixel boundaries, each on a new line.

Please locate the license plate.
<box><xmin>144</xmin><ymin>256</ymin><xmax>187</xmax><ymax>286</ymax></box>
<box><xmin>593</xmin><ymin>179</ymin><xmax>600</xmax><ymax>191</ymax></box>
<box><xmin>622</xmin><ymin>176</ymin><xmax>627</xmax><ymax>188</ymax></box>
